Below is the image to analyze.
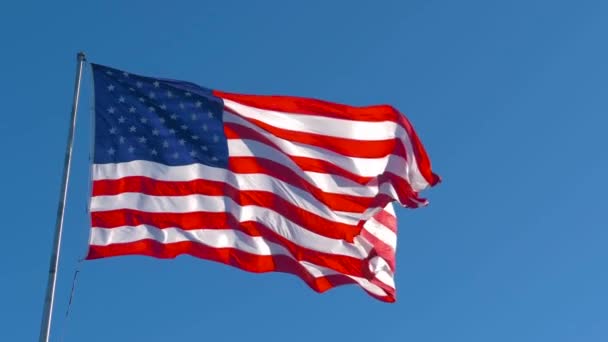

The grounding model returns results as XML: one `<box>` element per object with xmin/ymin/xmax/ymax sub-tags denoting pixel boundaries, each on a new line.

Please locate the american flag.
<box><xmin>87</xmin><ymin>63</ymin><xmax>439</xmax><ymax>302</ymax></box>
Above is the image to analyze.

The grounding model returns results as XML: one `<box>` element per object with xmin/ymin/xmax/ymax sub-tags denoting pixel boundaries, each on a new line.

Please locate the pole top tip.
<box><xmin>77</xmin><ymin>52</ymin><xmax>86</xmax><ymax>61</ymax></box>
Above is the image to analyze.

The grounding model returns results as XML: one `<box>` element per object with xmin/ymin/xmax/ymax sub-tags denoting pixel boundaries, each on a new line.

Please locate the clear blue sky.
<box><xmin>1</xmin><ymin>0</ymin><xmax>607</xmax><ymax>341</ymax></box>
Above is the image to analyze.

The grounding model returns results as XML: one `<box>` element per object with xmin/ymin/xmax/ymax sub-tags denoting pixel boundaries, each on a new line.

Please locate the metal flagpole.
<box><xmin>38</xmin><ymin>51</ymin><xmax>87</xmax><ymax>342</ymax></box>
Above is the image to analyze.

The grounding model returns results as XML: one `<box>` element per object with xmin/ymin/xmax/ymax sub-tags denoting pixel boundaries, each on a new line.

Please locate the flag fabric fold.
<box><xmin>87</xmin><ymin>63</ymin><xmax>439</xmax><ymax>302</ymax></box>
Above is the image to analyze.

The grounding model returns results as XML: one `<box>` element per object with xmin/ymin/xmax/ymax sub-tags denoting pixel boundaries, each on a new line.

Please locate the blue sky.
<box><xmin>1</xmin><ymin>0</ymin><xmax>607</xmax><ymax>341</ymax></box>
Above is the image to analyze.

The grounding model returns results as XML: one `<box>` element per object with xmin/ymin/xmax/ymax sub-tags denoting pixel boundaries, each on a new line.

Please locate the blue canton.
<box><xmin>92</xmin><ymin>64</ymin><xmax>228</xmax><ymax>167</ymax></box>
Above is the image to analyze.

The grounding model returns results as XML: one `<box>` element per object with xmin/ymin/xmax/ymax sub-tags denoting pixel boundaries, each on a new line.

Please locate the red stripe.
<box><xmin>370</xmin><ymin>277</ymin><xmax>396</xmax><ymax>302</ymax></box>
<box><xmin>395</xmin><ymin>115</ymin><xmax>441</xmax><ymax>186</ymax></box>
<box><xmin>229</xmin><ymin>155</ymin><xmax>423</xmax><ymax>209</ymax></box>
<box><xmin>226</xmin><ymin>124</ymin><xmax>425</xmax><ymax>208</ymax></box>
<box><xmin>90</xmin><ymin>212</ymin><xmax>374</xmax><ymax>278</ymax></box>
<box><xmin>214</xmin><ymin>90</ymin><xmax>403</xmax><ymax>122</ymax></box>
<box><xmin>372</xmin><ymin>210</ymin><xmax>397</xmax><ymax>233</ymax></box>
<box><xmin>87</xmin><ymin>240</ymin><xmax>395</xmax><ymax>302</ymax></box>
<box><xmin>376</xmin><ymin>172</ymin><xmax>424</xmax><ymax>208</ymax></box>
<box><xmin>92</xmin><ymin>176</ymin><xmax>361</xmax><ymax>242</ymax></box>
<box><xmin>229</xmin><ymin>156</ymin><xmax>422</xmax><ymax>210</ymax></box>
<box><xmin>214</xmin><ymin>90</ymin><xmax>440</xmax><ymax>186</ymax></box>
<box><xmin>360</xmin><ymin>229</ymin><xmax>396</xmax><ymax>271</ymax></box>
<box><xmin>228</xmin><ymin>156</ymin><xmax>384</xmax><ymax>212</ymax></box>
<box><xmin>227</xmin><ymin>121</ymin><xmax>409</xmax><ymax>187</ymax></box>
<box><xmin>227</xmin><ymin>123</ymin><xmax>377</xmax><ymax>185</ymax></box>
<box><xmin>284</xmin><ymin>156</ymin><xmax>373</xmax><ymax>185</ymax></box>
<box><xmin>225</xmin><ymin>108</ymin><xmax>402</xmax><ymax>159</ymax></box>
<box><xmin>225</xmin><ymin>116</ymin><xmax>426</xmax><ymax>207</ymax></box>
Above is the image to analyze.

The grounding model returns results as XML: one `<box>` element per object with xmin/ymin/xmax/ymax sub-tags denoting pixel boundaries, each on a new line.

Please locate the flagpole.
<box><xmin>38</xmin><ymin>51</ymin><xmax>86</xmax><ymax>342</ymax></box>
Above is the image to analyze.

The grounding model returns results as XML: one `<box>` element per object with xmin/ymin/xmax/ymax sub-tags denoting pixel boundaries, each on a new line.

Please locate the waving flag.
<box><xmin>87</xmin><ymin>63</ymin><xmax>439</xmax><ymax>302</ymax></box>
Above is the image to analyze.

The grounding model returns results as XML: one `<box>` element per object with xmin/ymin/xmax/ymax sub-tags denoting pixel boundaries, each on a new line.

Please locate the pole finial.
<box><xmin>77</xmin><ymin>51</ymin><xmax>86</xmax><ymax>61</ymax></box>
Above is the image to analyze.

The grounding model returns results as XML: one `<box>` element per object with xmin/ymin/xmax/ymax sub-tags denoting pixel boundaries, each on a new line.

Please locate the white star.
<box><xmin>118</xmin><ymin>96</ymin><xmax>125</xmax><ymax>103</ymax></box>
<box><xmin>107</xmin><ymin>106</ymin><xmax>116</xmax><ymax>114</ymax></box>
<box><xmin>185</xmin><ymin>92</ymin><xmax>192</xmax><ymax>97</ymax></box>
<box><xmin>107</xmin><ymin>84</ymin><xmax>115</xmax><ymax>91</ymax></box>
<box><xmin>151</xmin><ymin>149</ymin><xmax>158</xmax><ymax>155</ymax></box>
<box><xmin>129</xmin><ymin>88</ymin><xmax>135</xmax><ymax>92</ymax></box>
<box><xmin>172</xmin><ymin>152</ymin><xmax>179</xmax><ymax>159</ymax></box>
<box><xmin>118</xmin><ymin>116</ymin><xmax>126</xmax><ymax>123</ymax></box>
<box><xmin>153</xmin><ymin>81</ymin><xmax>160</xmax><ymax>88</ymax></box>
<box><xmin>167</xmin><ymin>90</ymin><xmax>173</xmax><ymax>98</ymax></box>
<box><xmin>106</xmin><ymin>70</ymin><xmax>113</xmax><ymax>75</ymax></box>
<box><xmin>149</xmin><ymin>92</ymin><xmax>155</xmax><ymax>99</ymax></box>
<box><xmin>191</xmin><ymin>113</ymin><xmax>197</xmax><ymax>120</ymax></box>
<box><xmin>138</xmin><ymin>136</ymin><xmax>147</xmax><ymax>143</ymax></box>
<box><xmin>119</xmin><ymin>136</ymin><xmax>126</xmax><ymax>144</ymax></box>
<box><xmin>122</xmin><ymin>71</ymin><xmax>129</xmax><ymax>77</ymax></box>
<box><xmin>189</xmin><ymin>150</ymin><xmax>197</xmax><ymax>157</ymax></box>
<box><xmin>107</xmin><ymin>147</ymin><xmax>115</xmax><ymax>155</ymax></box>
<box><xmin>136</xmin><ymin>81</ymin><xmax>143</xmax><ymax>88</ymax></box>
<box><xmin>191</xmin><ymin>135</ymin><xmax>199</xmax><ymax>140</ymax></box>
<box><xmin>138</xmin><ymin>97</ymin><xmax>145</xmax><ymax>103</ymax></box>
<box><xmin>159</xmin><ymin>117</ymin><xmax>166</xmax><ymax>124</ymax></box>
<box><xmin>195</xmin><ymin>101</ymin><xmax>202</xmax><ymax>107</ymax></box>
<box><xmin>152</xmin><ymin>129</ymin><xmax>160</xmax><ymax>136</ymax></box>
<box><xmin>170</xmin><ymin>114</ymin><xmax>178</xmax><ymax>120</ymax></box>
<box><xmin>129</xmin><ymin>107</ymin><xmax>136</xmax><ymax>113</ymax></box>
<box><xmin>181</xmin><ymin>124</ymin><xmax>188</xmax><ymax>130</ymax></box>
<box><xmin>129</xmin><ymin>126</ymin><xmax>137</xmax><ymax>132</ymax></box>
<box><xmin>202</xmin><ymin>124</ymin><xmax>208</xmax><ymax>131</ymax></box>
<box><xmin>148</xmin><ymin>106</ymin><xmax>156</xmax><ymax>112</ymax></box>
<box><xmin>128</xmin><ymin>146</ymin><xmax>135</xmax><ymax>153</ymax></box>
<box><xmin>200</xmin><ymin>145</ymin><xmax>208</xmax><ymax>151</ymax></box>
<box><xmin>179</xmin><ymin>103</ymin><xmax>185</xmax><ymax>109</ymax></box>
<box><xmin>140</xmin><ymin>117</ymin><xmax>148</xmax><ymax>123</ymax></box>
<box><xmin>208</xmin><ymin>111</ymin><xmax>213</xmax><ymax>118</ymax></box>
<box><xmin>160</xmin><ymin>104</ymin><xmax>167</xmax><ymax>110</ymax></box>
<box><xmin>109</xmin><ymin>127</ymin><xmax>117</xmax><ymax>134</ymax></box>
<box><xmin>213</xmin><ymin>134</ymin><xmax>219</xmax><ymax>142</ymax></box>
<box><xmin>178</xmin><ymin>139</ymin><xmax>185</xmax><ymax>145</ymax></box>
<box><xmin>169</xmin><ymin>128</ymin><xmax>176</xmax><ymax>134</ymax></box>
<box><xmin>162</xmin><ymin>141</ymin><xmax>169</xmax><ymax>148</ymax></box>
<box><xmin>211</xmin><ymin>156</ymin><xmax>218</xmax><ymax>161</ymax></box>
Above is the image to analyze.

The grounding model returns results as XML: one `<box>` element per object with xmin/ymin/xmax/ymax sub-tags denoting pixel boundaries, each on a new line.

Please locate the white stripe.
<box><xmin>91</xmin><ymin>193</ymin><xmax>368</xmax><ymax>259</ymax></box>
<box><xmin>226</xmin><ymin>113</ymin><xmax>427</xmax><ymax>204</ymax></box>
<box><xmin>92</xmin><ymin>161</ymin><xmax>395</xmax><ymax>229</ymax></box>
<box><xmin>362</xmin><ymin>217</ymin><xmax>397</xmax><ymax>250</ymax></box>
<box><xmin>224</xmin><ymin>98</ymin><xmax>400</xmax><ymax>141</ymax></box>
<box><xmin>92</xmin><ymin>160</ymin><xmax>424</xmax><ymax>235</ymax></box>
<box><xmin>399</xmin><ymin>137</ymin><xmax>429</xmax><ymax>191</ymax></box>
<box><xmin>93</xmin><ymin>165</ymin><xmax>364</xmax><ymax>227</ymax></box>
<box><xmin>90</xmin><ymin>226</ymin><xmax>393</xmax><ymax>296</ymax></box>
<box><xmin>225</xmin><ymin>112</ymin><xmax>404</xmax><ymax>177</ymax></box>
<box><xmin>360</xmin><ymin>203</ymin><xmax>397</xmax><ymax>275</ymax></box>
<box><xmin>92</xmin><ymin>160</ymin><xmax>422</xmax><ymax>210</ymax></box>
<box><xmin>223</xmin><ymin>99</ymin><xmax>431</xmax><ymax>191</ymax></box>
<box><xmin>368</xmin><ymin>256</ymin><xmax>396</xmax><ymax>289</ymax></box>
<box><xmin>230</xmin><ymin>137</ymin><xmax>428</xmax><ymax>208</ymax></box>
<box><xmin>299</xmin><ymin>261</ymin><xmax>391</xmax><ymax>297</ymax></box>
<box><xmin>384</xmin><ymin>202</ymin><xmax>396</xmax><ymax>216</ymax></box>
<box><xmin>93</xmin><ymin>159</ymin><xmax>373</xmax><ymax>200</ymax></box>
<box><xmin>229</xmin><ymin>138</ymin><xmax>416</xmax><ymax>203</ymax></box>
<box><xmin>91</xmin><ymin>193</ymin><xmax>399</xmax><ymax>272</ymax></box>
